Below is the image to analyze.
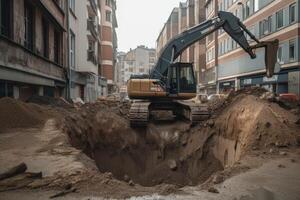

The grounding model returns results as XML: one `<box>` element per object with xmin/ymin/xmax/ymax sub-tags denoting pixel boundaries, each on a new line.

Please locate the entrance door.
<box><xmin>79</xmin><ymin>85</ymin><xmax>84</xmax><ymax>100</ymax></box>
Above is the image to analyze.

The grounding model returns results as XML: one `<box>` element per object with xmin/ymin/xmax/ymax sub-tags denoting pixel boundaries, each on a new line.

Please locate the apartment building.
<box><xmin>67</xmin><ymin>0</ymin><xmax>105</xmax><ymax>102</ymax></box>
<box><xmin>115</xmin><ymin>51</ymin><xmax>126</xmax><ymax>87</ymax></box>
<box><xmin>99</xmin><ymin>0</ymin><xmax>118</xmax><ymax>94</ymax></box>
<box><xmin>205</xmin><ymin>0</ymin><xmax>300</xmax><ymax>96</ymax></box>
<box><xmin>121</xmin><ymin>46</ymin><xmax>156</xmax><ymax>84</ymax></box>
<box><xmin>156</xmin><ymin>0</ymin><xmax>206</xmax><ymax>87</ymax></box>
<box><xmin>0</xmin><ymin>0</ymin><xmax>67</xmax><ymax>100</ymax></box>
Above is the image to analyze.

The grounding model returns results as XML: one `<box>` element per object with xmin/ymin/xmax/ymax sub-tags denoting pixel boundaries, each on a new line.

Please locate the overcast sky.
<box><xmin>116</xmin><ymin>0</ymin><xmax>180</xmax><ymax>52</ymax></box>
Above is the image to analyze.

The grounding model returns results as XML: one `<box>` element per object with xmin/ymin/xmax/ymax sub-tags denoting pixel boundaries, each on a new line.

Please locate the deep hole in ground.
<box><xmin>63</xmin><ymin>92</ymin><xmax>300</xmax><ymax>187</ymax></box>
<box><xmin>67</xmin><ymin>119</ymin><xmax>227</xmax><ymax>187</ymax></box>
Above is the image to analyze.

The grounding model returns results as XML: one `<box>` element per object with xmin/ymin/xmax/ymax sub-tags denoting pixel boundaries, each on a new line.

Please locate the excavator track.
<box><xmin>129</xmin><ymin>101</ymin><xmax>150</xmax><ymax>127</ymax></box>
<box><xmin>176</xmin><ymin>101</ymin><xmax>210</xmax><ymax>124</ymax></box>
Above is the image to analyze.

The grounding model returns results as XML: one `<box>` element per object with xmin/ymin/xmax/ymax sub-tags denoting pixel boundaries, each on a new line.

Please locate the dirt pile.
<box><xmin>27</xmin><ymin>95</ymin><xmax>73</xmax><ymax>109</ymax></box>
<box><xmin>0</xmin><ymin>97</ymin><xmax>50</xmax><ymax>133</ymax></box>
<box><xmin>203</xmin><ymin>94</ymin><xmax>300</xmax><ymax>167</ymax></box>
<box><xmin>63</xmin><ymin>90</ymin><xmax>300</xmax><ymax>187</ymax></box>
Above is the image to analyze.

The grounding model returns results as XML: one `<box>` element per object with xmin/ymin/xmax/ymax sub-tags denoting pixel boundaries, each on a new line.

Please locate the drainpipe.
<box><xmin>215</xmin><ymin>0</ymin><xmax>219</xmax><ymax>94</ymax></box>
<box><xmin>66</xmin><ymin>0</ymin><xmax>71</xmax><ymax>100</ymax></box>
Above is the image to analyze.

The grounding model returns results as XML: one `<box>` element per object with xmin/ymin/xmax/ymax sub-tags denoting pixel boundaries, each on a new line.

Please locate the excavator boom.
<box><xmin>150</xmin><ymin>11</ymin><xmax>278</xmax><ymax>82</ymax></box>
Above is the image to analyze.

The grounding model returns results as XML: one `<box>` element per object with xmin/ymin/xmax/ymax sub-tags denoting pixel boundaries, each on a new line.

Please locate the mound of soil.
<box><xmin>63</xmin><ymin>90</ymin><xmax>300</xmax><ymax>187</ymax></box>
<box><xmin>0</xmin><ymin>97</ymin><xmax>49</xmax><ymax>133</ymax></box>
<box><xmin>27</xmin><ymin>95</ymin><xmax>73</xmax><ymax>109</ymax></box>
<box><xmin>204</xmin><ymin>94</ymin><xmax>300</xmax><ymax>167</ymax></box>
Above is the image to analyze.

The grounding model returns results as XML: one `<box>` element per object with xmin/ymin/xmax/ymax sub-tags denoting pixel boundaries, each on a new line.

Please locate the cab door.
<box><xmin>178</xmin><ymin>63</ymin><xmax>197</xmax><ymax>93</ymax></box>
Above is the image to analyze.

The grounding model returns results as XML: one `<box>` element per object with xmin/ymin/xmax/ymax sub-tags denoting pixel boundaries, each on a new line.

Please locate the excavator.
<box><xmin>127</xmin><ymin>11</ymin><xmax>279</xmax><ymax>127</ymax></box>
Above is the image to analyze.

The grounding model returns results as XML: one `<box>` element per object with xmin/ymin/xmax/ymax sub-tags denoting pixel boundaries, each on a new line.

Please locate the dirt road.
<box><xmin>1</xmin><ymin>155</ymin><xmax>299</xmax><ymax>199</ymax></box>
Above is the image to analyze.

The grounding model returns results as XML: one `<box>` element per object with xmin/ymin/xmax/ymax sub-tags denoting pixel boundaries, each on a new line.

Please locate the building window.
<box><xmin>106</xmin><ymin>10</ymin><xmax>112</xmax><ymax>22</ymax></box>
<box><xmin>260</xmin><ymin>17</ymin><xmax>271</xmax><ymax>37</ymax></box>
<box><xmin>42</xmin><ymin>19</ymin><xmax>49</xmax><ymax>58</ymax></box>
<box><xmin>54</xmin><ymin>30</ymin><xmax>61</xmax><ymax>64</ymax></box>
<box><xmin>289</xmin><ymin>40</ymin><xmax>295</xmax><ymax>61</ymax></box>
<box><xmin>69</xmin><ymin>0</ymin><xmax>75</xmax><ymax>12</ymax></box>
<box><xmin>276</xmin><ymin>9</ymin><xmax>283</xmax><ymax>29</ymax></box>
<box><xmin>87</xmin><ymin>40</ymin><xmax>96</xmax><ymax>64</ymax></box>
<box><xmin>0</xmin><ymin>0</ymin><xmax>12</xmax><ymax>38</ymax></box>
<box><xmin>105</xmin><ymin>0</ymin><xmax>111</xmax><ymax>7</ymax></box>
<box><xmin>70</xmin><ymin>30</ymin><xmax>75</xmax><ymax>69</ymax></box>
<box><xmin>268</xmin><ymin>16</ymin><xmax>272</xmax><ymax>33</ymax></box>
<box><xmin>254</xmin><ymin>0</ymin><xmax>259</xmax><ymax>12</ymax></box>
<box><xmin>289</xmin><ymin>3</ymin><xmax>296</xmax><ymax>24</ymax></box>
<box><xmin>245</xmin><ymin>0</ymin><xmax>250</xmax><ymax>18</ymax></box>
<box><xmin>277</xmin><ymin>46</ymin><xmax>283</xmax><ymax>63</ymax></box>
<box><xmin>24</xmin><ymin>2</ymin><xmax>34</xmax><ymax>51</ymax></box>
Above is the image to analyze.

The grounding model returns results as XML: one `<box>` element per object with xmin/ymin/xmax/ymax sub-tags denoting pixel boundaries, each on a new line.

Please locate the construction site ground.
<box><xmin>0</xmin><ymin>88</ymin><xmax>300</xmax><ymax>200</ymax></box>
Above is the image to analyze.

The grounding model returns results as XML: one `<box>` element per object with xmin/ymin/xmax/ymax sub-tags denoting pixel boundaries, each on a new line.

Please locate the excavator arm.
<box><xmin>150</xmin><ymin>11</ymin><xmax>279</xmax><ymax>81</ymax></box>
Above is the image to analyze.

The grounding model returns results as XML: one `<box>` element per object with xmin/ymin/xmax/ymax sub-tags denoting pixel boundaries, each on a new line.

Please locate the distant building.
<box><xmin>117</xmin><ymin>46</ymin><xmax>156</xmax><ymax>85</ymax></box>
<box><xmin>0</xmin><ymin>0</ymin><xmax>67</xmax><ymax>100</ymax></box>
<box><xmin>115</xmin><ymin>52</ymin><xmax>126</xmax><ymax>87</ymax></box>
<box><xmin>156</xmin><ymin>0</ymin><xmax>206</xmax><ymax>89</ymax></box>
<box><xmin>99</xmin><ymin>0</ymin><xmax>118</xmax><ymax>94</ymax></box>
<box><xmin>204</xmin><ymin>0</ymin><xmax>300</xmax><ymax>96</ymax></box>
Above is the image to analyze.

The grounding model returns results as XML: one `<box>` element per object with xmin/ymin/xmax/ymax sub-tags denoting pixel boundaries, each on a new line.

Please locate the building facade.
<box><xmin>68</xmin><ymin>0</ymin><xmax>104</xmax><ymax>102</ymax></box>
<box><xmin>99</xmin><ymin>0</ymin><xmax>118</xmax><ymax>94</ymax></box>
<box><xmin>156</xmin><ymin>0</ymin><xmax>207</xmax><ymax>89</ymax></box>
<box><xmin>115</xmin><ymin>51</ymin><xmax>126</xmax><ymax>87</ymax></box>
<box><xmin>205</xmin><ymin>0</ymin><xmax>300</xmax><ymax>96</ymax></box>
<box><xmin>0</xmin><ymin>0</ymin><xmax>67</xmax><ymax>100</ymax></box>
<box><xmin>118</xmin><ymin>46</ymin><xmax>156</xmax><ymax>85</ymax></box>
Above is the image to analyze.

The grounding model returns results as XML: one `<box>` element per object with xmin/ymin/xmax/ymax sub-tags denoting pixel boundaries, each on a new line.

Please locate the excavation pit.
<box><xmin>64</xmin><ymin>110</ymin><xmax>226</xmax><ymax>187</ymax></box>
<box><xmin>64</xmin><ymin>93</ymin><xmax>300</xmax><ymax>187</ymax></box>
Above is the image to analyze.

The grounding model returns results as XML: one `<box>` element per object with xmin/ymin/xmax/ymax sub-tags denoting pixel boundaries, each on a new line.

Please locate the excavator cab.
<box><xmin>168</xmin><ymin>63</ymin><xmax>196</xmax><ymax>96</ymax></box>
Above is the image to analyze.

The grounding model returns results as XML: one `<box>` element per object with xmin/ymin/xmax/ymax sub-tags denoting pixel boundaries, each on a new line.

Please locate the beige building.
<box><xmin>0</xmin><ymin>0</ymin><xmax>67</xmax><ymax>100</ymax></box>
<box><xmin>119</xmin><ymin>46</ymin><xmax>156</xmax><ymax>84</ymax></box>
<box><xmin>68</xmin><ymin>0</ymin><xmax>104</xmax><ymax>102</ymax></box>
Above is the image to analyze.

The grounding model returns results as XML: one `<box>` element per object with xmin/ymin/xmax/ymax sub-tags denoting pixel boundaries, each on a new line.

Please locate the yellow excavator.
<box><xmin>127</xmin><ymin>11</ymin><xmax>279</xmax><ymax>127</ymax></box>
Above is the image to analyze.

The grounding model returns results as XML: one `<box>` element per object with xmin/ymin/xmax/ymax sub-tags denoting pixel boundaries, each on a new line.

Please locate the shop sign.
<box><xmin>243</xmin><ymin>79</ymin><xmax>252</xmax><ymax>85</ymax></box>
<box><xmin>263</xmin><ymin>75</ymin><xmax>278</xmax><ymax>83</ymax></box>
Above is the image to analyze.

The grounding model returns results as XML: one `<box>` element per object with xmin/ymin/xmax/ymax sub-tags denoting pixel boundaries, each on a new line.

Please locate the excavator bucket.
<box><xmin>251</xmin><ymin>39</ymin><xmax>279</xmax><ymax>78</ymax></box>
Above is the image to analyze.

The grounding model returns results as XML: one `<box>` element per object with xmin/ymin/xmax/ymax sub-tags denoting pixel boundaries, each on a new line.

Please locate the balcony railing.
<box><xmin>87</xmin><ymin>50</ymin><xmax>98</xmax><ymax>65</ymax></box>
<box><xmin>87</xmin><ymin>20</ymin><xmax>98</xmax><ymax>39</ymax></box>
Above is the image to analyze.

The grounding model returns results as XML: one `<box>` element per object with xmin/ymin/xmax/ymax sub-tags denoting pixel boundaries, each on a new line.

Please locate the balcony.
<box><xmin>87</xmin><ymin>20</ymin><xmax>98</xmax><ymax>39</ymax></box>
<box><xmin>89</xmin><ymin>0</ymin><xmax>98</xmax><ymax>14</ymax></box>
<box><xmin>87</xmin><ymin>50</ymin><xmax>98</xmax><ymax>65</ymax></box>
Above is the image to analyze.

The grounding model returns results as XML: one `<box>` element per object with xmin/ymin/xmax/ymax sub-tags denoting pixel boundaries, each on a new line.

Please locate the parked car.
<box><xmin>208</xmin><ymin>94</ymin><xmax>227</xmax><ymax>101</ymax></box>
<box><xmin>279</xmin><ymin>93</ymin><xmax>299</xmax><ymax>102</ymax></box>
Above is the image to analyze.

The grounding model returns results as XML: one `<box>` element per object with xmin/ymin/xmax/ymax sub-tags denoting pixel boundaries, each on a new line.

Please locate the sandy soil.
<box><xmin>0</xmin><ymin>91</ymin><xmax>299</xmax><ymax>199</ymax></box>
<box><xmin>1</xmin><ymin>154</ymin><xmax>299</xmax><ymax>200</ymax></box>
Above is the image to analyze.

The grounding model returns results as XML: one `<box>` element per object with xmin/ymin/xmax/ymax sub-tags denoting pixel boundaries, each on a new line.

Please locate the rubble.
<box><xmin>208</xmin><ymin>187</ymin><xmax>219</xmax><ymax>193</ymax></box>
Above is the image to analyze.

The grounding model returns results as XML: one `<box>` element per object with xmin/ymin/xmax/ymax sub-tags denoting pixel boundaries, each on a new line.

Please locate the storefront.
<box><xmin>240</xmin><ymin>73</ymin><xmax>288</xmax><ymax>94</ymax></box>
<box><xmin>219</xmin><ymin>80</ymin><xmax>236</xmax><ymax>94</ymax></box>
